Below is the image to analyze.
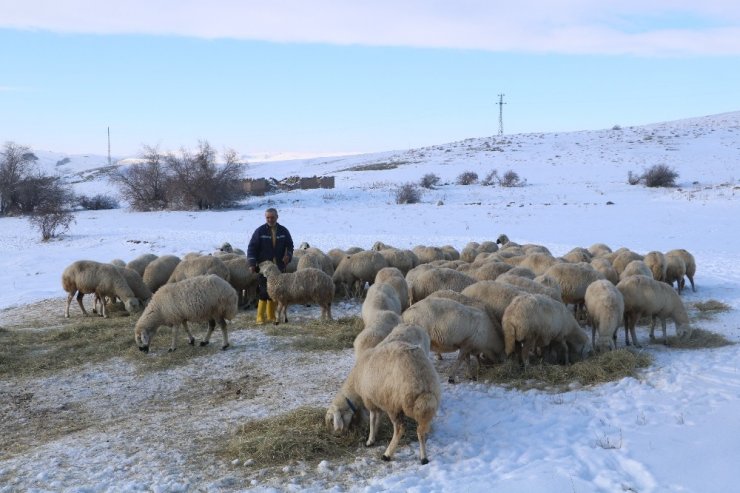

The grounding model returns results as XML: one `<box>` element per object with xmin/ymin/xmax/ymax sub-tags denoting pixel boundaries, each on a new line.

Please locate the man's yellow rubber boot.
<box><xmin>256</xmin><ymin>299</ymin><xmax>267</xmax><ymax>325</ymax></box>
<box><xmin>266</xmin><ymin>300</ymin><xmax>277</xmax><ymax>323</ymax></box>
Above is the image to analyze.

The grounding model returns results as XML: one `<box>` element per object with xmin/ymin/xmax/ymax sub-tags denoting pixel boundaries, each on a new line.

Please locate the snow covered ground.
<box><xmin>1</xmin><ymin>112</ymin><xmax>739</xmax><ymax>492</ymax></box>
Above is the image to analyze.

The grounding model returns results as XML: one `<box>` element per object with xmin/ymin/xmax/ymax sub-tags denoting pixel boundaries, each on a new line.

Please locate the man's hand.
<box><xmin>283</xmin><ymin>255</ymin><xmax>290</xmax><ymax>265</ymax></box>
<box><xmin>249</xmin><ymin>265</ymin><xmax>257</xmax><ymax>273</ymax></box>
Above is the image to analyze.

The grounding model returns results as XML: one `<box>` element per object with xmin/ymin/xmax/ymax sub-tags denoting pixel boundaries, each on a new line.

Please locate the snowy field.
<box><xmin>1</xmin><ymin>112</ymin><xmax>739</xmax><ymax>492</ymax></box>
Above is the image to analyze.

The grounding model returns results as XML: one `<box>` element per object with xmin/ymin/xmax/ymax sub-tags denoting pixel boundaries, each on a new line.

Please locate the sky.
<box><xmin>1</xmin><ymin>1</ymin><xmax>740</xmax><ymax>159</ymax></box>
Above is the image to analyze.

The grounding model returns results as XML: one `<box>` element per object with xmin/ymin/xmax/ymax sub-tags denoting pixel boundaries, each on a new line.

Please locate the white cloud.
<box><xmin>1</xmin><ymin>0</ymin><xmax>740</xmax><ymax>55</ymax></box>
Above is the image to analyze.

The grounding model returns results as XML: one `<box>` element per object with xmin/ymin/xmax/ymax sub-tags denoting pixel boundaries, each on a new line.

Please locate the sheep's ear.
<box><xmin>333</xmin><ymin>411</ymin><xmax>344</xmax><ymax>432</ymax></box>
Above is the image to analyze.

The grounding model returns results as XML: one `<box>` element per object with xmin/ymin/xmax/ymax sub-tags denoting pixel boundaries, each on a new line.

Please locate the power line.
<box><xmin>497</xmin><ymin>93</ymin><xmax>506</xmax><ymax>136</ymax></box>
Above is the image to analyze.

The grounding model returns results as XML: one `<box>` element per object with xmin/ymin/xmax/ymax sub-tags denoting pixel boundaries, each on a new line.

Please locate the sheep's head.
<box><xmin>595</xmin><ymin>336</ymin><xmax>615</xmax><ymax>354</ymax></box>
<box><xmin>258</xmin><ymin>261</ymin><xmax>281</xmax><ymax>277</ymax></box>
<box><xmin>298</xmin><ymin>242</ymin><xmax>310</xmax><ymax>250</ymax></box>
<box><xmin>325</xmin><ymin>395</ymin><xmax>359</xmax><ymax>435</ymax></box>
<box><xmin>220</xmin><ymin>242</ymin><xmax>233</xmax><ymax>253</ymax></box>
<box><xmin>124</xmin><ymin>297</ymin><xmax>142</xmax><ymax>314</ymax></box>
<box><xmin>496</xmin><ymin>234</ymin><xmax>509</xmax><ymax>245</ymax></box>
<box><xmin>134</xmin><ymin>323</ymin><xmax>153</xmax><ymax>353</ymax></box>
<box><xmin>677</xmin><ymin>323</ymin><xmax>693</xmax><ymax>340</ymax></box>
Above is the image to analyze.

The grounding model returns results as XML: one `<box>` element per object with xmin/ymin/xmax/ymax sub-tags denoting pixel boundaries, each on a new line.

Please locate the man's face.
<box><xmin>265</xmin><ymin>212</ymin><xmax>277</xmax><ymax>227</ymax></box>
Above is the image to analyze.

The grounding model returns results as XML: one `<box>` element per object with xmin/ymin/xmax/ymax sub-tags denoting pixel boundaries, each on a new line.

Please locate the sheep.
<box><xmin>327</xmin><ymin>248</ymin><xmax>351</xmax><ymax>270</ymax></box>
<box><xmin>643</xmin><ymin>251</ymin><xmax>667</xmax><ymax>282</ymax></box>
<box><xmin>516</xmin><ymin>253</ymin><xmax>562</xmax><ymax>276</ymax></box>
<box><xmin>590</xmin><ymin>257</ymin><xmax>619</xmax><ymax>285</ymax></box>
<box><xmin>616</xmin><ymin>275</ymin><xmax>693</xmax><ymax>347</ymax></box>
<box><xmin>584</xmin><ymin>280</ymin><xmax>624</xmax><ymax>353</ymax></box>
<box><xmin>619</xmin><ymin>260</ymin><xmax>654</xmax><ymax>281</ymax></box>
<box><xmin>408</xmin><ymin>267</ymin><xmax>476</xmax><ymax>305</ymax></box>
<box><xmin>611</xmin><ymin>250</ymin><xmax>644</xmax><ymax>276</ymax></box>
<box><xmin>353</xmin><ymin>310</ymin><xmax>403</xmax><ymax>357</ymax></box>
<box><xmin>126</xmin><ymin>253</ymin><xmax>159</xmax><ymax>277</ymax></box>
<box><xmin>664</xmin><ymin>252</ymin><xmax>688</xmax><ymax>294</ymax></box>
<box><xmin>496</xmin><ymin>234</ymin><xmax>515</xmax><ymax>247</ymax></box>
<box><xmin>412</xmin><ymin>245</ymin><xmax>447</xmax><ymax>264</ymax></box>
<box><xmin>134</xmin><ymin>274</ymin><xmax>238</xmax><ymax>353</ymax></box>
<box><xmin>541</xmin><ymin>263</ymin><xmax>606</xmax><ymax>313</ymax></box>
<box><xmin>223</xmin><ymin>256</ymin><xmax>260</xmax><ymax>308</ymax></box>
<box><xmin>216</xmin><ymin>242</ymin><xmax>245</xmax><ymax>256</ymax></box>
<box><xmin>402</xmin><ymin>296</ymin><xmax>505</xmax><ymax>383</ymax></box>
<box><xmin>380</xmin><ymin>322</ymin><xmax>432</xmax><ymax>352</ymax></box>
<box><xmin>376</xmin><ymin>248</ymin><xmax>419</xmax><ymax>275</ymax></box>
<box><xmin>297</xmin><ymin>247</ymin><xmax>335</xmax><ymax>276</ymax></box>
<box><xmin>440</xmin><ymin>245</ymin><xmax>460</xmax><ymax>261</ymax></box>
<box><xmin>94</xmin><ymin>264</ymin><xmax>152</xmax><ymax>314</ymax></box>
<box><xmin>259</xmin><ymin>261</ymin><xmax>334</xmax><ymax>323</ymax></box>
<box><xmin>560</xmin><ymin>247</ymin><xmax>592</xmax><ymax>264</ymax></box>
<box><xmin>470</xmin><ymin>261</ymin><xmax>514</xmax><ymax>281</ymax></box>
<box><xmin>325</xmin><ymin>329</ymin><xmax>441</xmax><ymax>464</ymax></box>
<box><xmin>167</xmin><ymin>255</ymin><xmax>230</xmax><ymax>284</ymax></box>
<box><xmin>495</xmin><ymin>273</ymin><xmax>562</xmax><ymax>302</ymax></box>
<box><xmin>361</xmin><ymin>282</ymin><xmax>402</xmax><ymax>325</ymax></box>
<box><xmin>332</xmin><ymin>250</ymin><xmax>388</xmax><ymax>298</ymax></box>
<box><xmin>665</xmin><ymin>248</ymin><xmax>696</xmax><ymax>292</ymax></box>
<box><xmin>502</xmin><ymin>293</ymin><xmax>590</xmax><ymax>367</ymax></box>
<box><xmin>587</xmin><ymin>243</ymin><xmax>613</xmax><ymax>258</ymax></box>
<box><xmin>371</xmin><ymin>241</ymin><xmax>396</xmax><ymax>251</ymax></box>
<box><xmin>110</xmin><ymin>259</ymin><xmax>126</xmax><ymax>268</ymax></box>
<box><xmin>142</xmin><ymin>255</ymin><xmax>181</xmax><ymax>293</ymax></box>
<box><xmin>62</xmin><ymin>260</ymin><xmax>141</xmax><ymax>318</ymax></box>
<box><xmin>460</xmin><ymin>242</ymin><xmax>481</xmax><ymax>263</ymax></box>
<box><xmin>504</xmin><ymin>266</ymin><xmax>537</xmax><ymax>279</ymax></box>
<box><xmin>374</xmin><ymin>267</ymin><xmax>410</xmax><ymax>311</ymax></box>
<box><xmin>461</xmin><ymin>280</ymin><xmax>525</xmax><ymax>325</ymax></box>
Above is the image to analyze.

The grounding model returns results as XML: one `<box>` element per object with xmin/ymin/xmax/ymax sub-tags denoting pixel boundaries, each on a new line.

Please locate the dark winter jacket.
<box><xmin>247</xmin><ymin>223</ymin><xmax>294</xmax><ymax>272</ymax></box>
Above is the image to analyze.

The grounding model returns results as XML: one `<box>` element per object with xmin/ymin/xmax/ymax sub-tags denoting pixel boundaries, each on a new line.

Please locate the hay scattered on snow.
<box><xmin>262</xmin><ymin>316</ymin><xmax>363</xmax><ymax>351</ymax></box>
<box><xmin>665</xmin><ymin>328</ymin><xmax>733</xmax><ymax>349</ymax></box>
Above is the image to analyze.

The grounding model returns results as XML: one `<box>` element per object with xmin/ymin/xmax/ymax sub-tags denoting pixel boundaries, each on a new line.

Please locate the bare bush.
<box><xmin>499</xmin><ymin>170</ymin><xmax>525</xmax><ymax>187</ymax></box>
<box><xmin>419</xmin><ymin>173</ymin><xmax>440</xmax><ymax>189</ymax></box>
<box><xmin>110</xmin><ymin>145</ymin><xmax>171</xmax><ymax>211</ymax></box>
<box><xmin>457</xmin><ymin>171</ymin><xmax>478</xmax><ymax>185</ymax></box>
<box><xmin>26</xmin><ymin>177</ymin><xmax>76</xmax><ymax>240</ymax></box>
<box><xmin>642</xmin><ymin>164</ymin><xmax>678</xmax><ymax>188</ymax></box>
<box><xmin>0</xmin><ymin>142</ymin><xmax>39</xmax><ymax>215</ymax></box>
<box><xmin>481</xmin><ymin>169</ymin><xmax>499</xmax><ymax>186</ymax></box>
<box><xmin>395</xmin><ymin>183</ymin><xmax>422</xmax><ymax>204</ymax></box>
<box><xmin>627</xmin><ymin>171</ymin><xmax>641</xmax><ymax>185</ymax></box>
<box><xmin>78</xmin><ymin>194</ymin><xmax>119</xmax><ymax>210</ymax></box>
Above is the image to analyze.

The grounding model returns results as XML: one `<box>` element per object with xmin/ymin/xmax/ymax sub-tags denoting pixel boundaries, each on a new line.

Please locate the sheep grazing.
<box><xmin>502</xmin><ymin>293</ymin><xmax>590</xmax><ymax>367</ymax></box>
<box><xmin>353</xmin><ymin>310</ymin><xmax>402</xmax><ymax>357</ymax></box>
<box><xmin>134</xmin><ymin>274</ymin><xmax>238</xmax><ymax>353</ymax></box>
<box><xmin>332</xmin><ymin>250</ymin><xmax>388</xmax><ymax>298</ymax></box>
<box><xmin>587</xmin><ymin>243</ymin><xmax>612</xmax><ymax>258</ymax></box>
<box><xmin>94</xmin><ymin>264</ymin><xmax>152</xmax><ymax>314</ymax></box>
<box><xmin>297</xmin><ymin>247</ymin><xmax>335</xmax><ymax>277</ymax></box>
<box><xmin>402</xmin><ymin>296</ymin><xmax>504</xmax><ymax>383</ymax></box>
<box><xmin>259</xmin><ymin>261</ymin><xmax>334</xmax><ymax>323</ymax></box>
<box><xmin>326</xmin><ymin>325</ymin><xmax>441</xmax><ymax>464</ymax></box>
<box><xmin>110</xmin><ymin>259</ymin><xmax>126</xmax><ymax>268</ymax></box>
<box><xmin>327</xmin><ymin>248</ymin><xmax>352</xmax><ymax>270</ymax></box>
<box><xmin>361</xmin><ymin>282</ymin><xmax>402</xmax><ymax>325</ymax></box>
<box><xmin>611</xmin><ymin>250</ymin><xmax>644</xmax><ymax>276</ymax></box>
<box><xmin>619</xmin><ymin>260</ymin><xmax>653</xmax><ymax>281</ymax></box>
<box><xmin>167</xmin><ymin>255</ymin><xmax>230</xmax><ymax>284</ymax></box>
<box><xmin>584</xmin><ymin>280</ymin><xmax>624</xmax><ymax>353</ymax></box>
<box><xmin>665</xmin><ymin>248</ymin><xmax>696</xmax><ymax>292</ymax></box>
<box><xmin>541</xmin><ymin>263</ymin><xmax>606</xmax><ymax>313</ymax></box>
<box><xmin>515</xmin><ymin>253</ymin><xmax>562</xmax><ymax>276</ymax></box>
<box><xmin>495</xmin><ymin>273</ymin><xmax>562</xmax><ymax>302</ymax></box>
<box><xmin>460</xmin><ymin>280</ymin><xmax>524</xmax><ymax>325</ymax></box>
<box><xmin>408</xmin><ymin>267</ymin><xmax>476</xmax><ymax>304</ymax></box>
<box><xmin>142</xmin><ymin>255</ymin><xmax>181</xmax><ymax>293</ymax></box>
<box><xmin>643</xmin><ymin>251</ymin><xmax>667</xmax><ymax>282</ymax></box>
<box><xmin>373</xmin><ymin>267</ymin><xmax>410</xmax><ymax>311</ymax></box>
<box><xmin>589</xmin><ymin>257</ymin><xmax>619</xmax><ymax>285</ymax></box>
<box><xmin>560</xmin><ymin>247</ymin><xmax>592</xmax><ymax>264</ymax></box>
<box><xmin>470</xmin><ymin>261</ymin><xmax>514</xmax><ymax>281</ymax></box>
<box><xmin>616</xmin><ymin>275</ymin><xmax>693</xmax><ymax>347</ymax></box>
<box><xmin>223</xmin><ymin>256</ymin><xmax>259</xmax><ymax>308</ymax></box>
<box><xmin>664</xmin><ymin>253</ymin><xmax>688</xmax><ymax>294</ymax></box>
<box><xmin>62</xmin><ymin>260</ymin><xmax>142</xmax><ymax>318</ymax></box>
<box><xmin>126</xmin><ymin>253</ymin><xmax>159</xmax><ymax>277</ymax></box>
<box><xmin>376</xmin><ymin>248</ymin><xmax>419</xmax><ymax>275</ymax></box>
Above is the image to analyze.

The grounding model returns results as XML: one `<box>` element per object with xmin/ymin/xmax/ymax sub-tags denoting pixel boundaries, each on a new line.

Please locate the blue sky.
<box><xmin>1</xmin><ymin>1</ymin><xmax>739</xmax><ymax>158</ymax></box>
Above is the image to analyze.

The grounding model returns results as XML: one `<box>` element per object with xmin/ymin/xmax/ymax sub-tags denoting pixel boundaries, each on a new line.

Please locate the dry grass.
<box><xmin>479</xmin><ymin>349</ymin><xmax>653</xmax><ymax>390</ymax></box>
<box><xmin>693</xmin><ymin>299</ymin><xmax>731</xmax><ymax>315</ymax></box>
<box><xmin>665</xmin><ymin>328</ymin><xmax>733</xmax><ymax>349</ymax></box>
<box><xmin>222</xmin><ymin>406</ymin><xmax>416</xmax><ymax>468</ymax></box>
<box><xmin>262</xmin><ymin>316</ymin><xmax>363</xmax><ymax>351</ymax></box>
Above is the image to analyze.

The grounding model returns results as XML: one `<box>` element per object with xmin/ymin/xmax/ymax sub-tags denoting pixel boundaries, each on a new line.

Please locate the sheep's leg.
<box><xmin>629</xmin><ymin>314</ymin><xmax>641</xmax><ymax>348</ymax></box>
<box><xmin>323</xmin><ymin>302</ymin><xmax>333</xmax><ymax>321</ymax></box>
<box><xmin>169</xmin><ymin>324</ymin><xmax>180</xmax><ymax>352</ymax></box>
<box><xmin>366</xmin><ymin>409</ymin><xmax>379</xmax><ymax>447</ymax></box>
<box><xmin>76</xmin><ymin>292</ymin><xmax>89</xmax><ymax>316</ymax></box>
<box><xmin>218</xmin><ymin>318</ymin><xmax>230</xmax><ymax>350</ymax></box>
<box><xmin>688</xmin><ymin>275</ymin><xmax>695</xmax><ymax>292</ymax></box>
<box><xmin>649</xmin><ymin>316</ymin><xmax>657</xmax><ymax>340</ymax></box>
<box><xmin>592</xmin><ymin>325</ymin><xmax>597</xmax><ymax>350</ymax></box>
<box><xmin>467</xmin><ymin>353</ymin><xmax>480</xmax><ymax>381</ymax></box>
<box><xmin>417</xmin><ymin>418</ymin><xmax>431</xmax><ymax>465</ymax></box>
<box><xmin>382</xmin><ymin>413</ymin><xmax>405</xmax><ymax>461</ymax></box>
<box><xmin>96</xmin><ymin>292</ymin><xmax>108</xmax><ymax>318</ymax></box>
<box><xmin>448</xmin><ymin>350</ymin><xmax>469</xmax><ymax>383</ymax></box>
<box><xmin>65</xmin><ymin>291</ymin><xmax>76</xmax><ymax>318</ymax></box>
<box><xmin>200</xmin><ymin>319</ymin><xmax>215</xmax><ymax>346</ymax></box>
<box><xmin>519</xmin><ymin>339</ymin><xmax>536</xmax><ymax>369</ymax></box>
<box><xmin>560</xmin><ymin>340</ymin><xmax>570</xmax><ymax>365</ymax></box>
<box><xmin>181</xmin><ymin>321</ymin><xmax>196</xmax><ymax>345</ymax></box>
<box><xmin>662</xmin><ymin>318</ymin><xmax>668</xmax><ymax>344</ymax></box>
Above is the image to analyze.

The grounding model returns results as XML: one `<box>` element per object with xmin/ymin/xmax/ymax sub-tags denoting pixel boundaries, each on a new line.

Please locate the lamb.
<box><xmin>167</xmin><ymin>255</ymin><xmax>230</xmax><ymax>284</ymax></box>
<box><xmin>616</xmin><ymin>275</ymin><xmax>693</xmax><ymax>347</ymax></box>
<box><xmin>216</xmin><ymin>242</ymin><xmax>245</xmax><ymax>255</ymax></box>
<box><xmin>134</xmin><ymin>274</ymin><xmax>238</xmax><ymax>353</ymax></box>
<box><xmin>126</xmin><ymin>253</ymin><xmax>159</xmax><ymax>277</ymax></box>
<box><xmin>665</xmin><ymin>248</ymin><xmax>696</xmax><ymax>292</ymax></box>
<box><xmin>619</xmin><ymin>260</ymin><xmax>653</xmax><ymax>281</ymax></box>
<box><xmin>408</xmin><ymin>267</ymin><xmax>476</xmax><ymax>304</ymax></box>
<box><xmin>371</xmin><ymin>241</ymin><xmax>396</xmax><ymax>251</ymax></box>
<box><xmin>496</xmin><ymin>234</ymin><xmax>515</xmax><ymax>247</ymax></box>
<box><xmin>502</xmin><ymin>293</ymin><xmax>591</xmax><ymax>367</ymax></box>
<box><xmin>353</xmin><ymin>310</ymin><xmax>403</xmax><ymax>357</ymax></box>
<box><xmin>361</xmin><ymin>282</ymin><xmax>402</xmax><ymax>325</ymax></box>
<box><xmin>643</xmin><ymin>251</ymin><xmax>667</xmax><ymax>282</ymax></box>
<box><xmin>374</xmin><ymin>267</ymin><xmax>410</xmax><ymax>311</ymax></box>
<box><xmin>223</xmin><ymin>256</ymin><xmax>259</xmax><ymax>308</ymax></box>
<box><xmin>142</xmin><ymin>255</ymin><xmax>181</xmax><ymax>293</ymax></box>
<box><xmin>332</xmin><ymin>250</ymin><xmax>388</xmax><ymax>298</ymax></box>
<box><xmin>325</xmin><ymin>327</ymin><xmax>441</xmax><ymax>464</ymax></box>
<box><xmin>584</xmin><ymin>280</ymin><xmax>624</xmax><ymax>352</ymax></box>
<box><xmin>62</xmin><ymin>260</ymin><xmax>141</xmax><ymax>318</ymax></box>
<box><xmin>664</xmin><ymin>252</ymin><xmax>688</xmax><ymax>294</ymax></box>
<box><xmin>402</xmin><ymin>296</ymin><xmax>505</xmax><ymax>383</ymax></box>
<box><xmin>259</xmin><ymin>261</ymin><xmax>334</xmax><ymax>323</ymax></box>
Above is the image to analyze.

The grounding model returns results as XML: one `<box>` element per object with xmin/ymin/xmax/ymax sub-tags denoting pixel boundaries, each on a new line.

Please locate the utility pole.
<box><xmin>107</xmin><ymin>126</ymin><xmax>111</xmax><ymax>166</ymax></box>
<box><xmin>497</xmin><ymin>93</ymin><xmax>506</xmax><ymax>136</ymax></box>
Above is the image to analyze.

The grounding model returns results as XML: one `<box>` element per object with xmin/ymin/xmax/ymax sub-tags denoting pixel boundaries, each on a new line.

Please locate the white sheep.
<box><xmin>611</xmin><ymin>250</ymin><xmax>644</xmax><ymax>276</ymax></box>
<box><xmin>408</xmin><ymin>267</ymin><xmax>476</xmax><ymax>304</ymax></box>
<box><xmin>353</xmin><ymin>310</ymin><xmax>402</xmax><ymax>357</ymax></box>
<box><xmin>62</xmin><ymin>260</ymin><xmax>142</xmax><ymax>318</ymax></box>
<box><xmin>502</xmin><ymin>293</ymin><xmax>590</xmax><ymax>367</ymax></box>
<box><xmin>616</xmin><ymin>275</ymin><xmax>693</xmax><ymax>347</ymax></box>
<box><xmin>297</xmin><ymin>247</ymin><xmax>335</xmax><ymax>276</ymax></box>
<box><xmin>402</xmin><ymin>296</ymin><xmax>505</xmax><ymax>383</ymax></box>
<box><xmin>374</xmin><ymin>267</ymin><xmax>410</xmax><ymax>311</ymax></box>
<box><xmin>167</xmin><ymin>255</ymin><xmax>230</xmax><ymax>284</ymax></box>
<box><xmin>619</xmin><ymin>260</ymin><xmax>653</xmax><ymax>281</ymax></box>
<box><xmin>460</xmin><ymin>280</ymin><xmax>524</xmax><ymax>325</ymax></box>
<box><xmin>142</xmin><ymin>255</ymin><xmax>181</xmax><ymax>293</ymax></box>
<box><xmin>665</xmin><ymin>248</ymin><xmax>696</xmax><ymax>292</ymax></box>
<box><xmin>495</xmin><ymin>272</ymin><xmax>562</xmax><ymax>302</ymax></box>
<box><xmin>126</xmin><ymin>253</ymin><xmax>159</xmax><ymax>277</ymax></box>
<box><xmin>134</xmin><ymin>274</ymin><xmax>238</xmax><ymax>353</ymax></box>
<box><xmin>515</xmin><ymin>252</ymin><xmax>562</xmax><ymax>276</ymax></box>
<box><xmin>223</xmin><ymin>256</ymin><xmax>260</xmax><ymax>308</ymax></box>
<box><xmin>259</xmin><ymin>261</ymin><xmax>334</xmax><ymax>323</ymax></box>
<box><xmin>361</xmin><ymin>282</ymin><xmax>402</xmax><ymax>325</ymax></box>
<box><xmin>560</xmin><ymin>247</ymin><xmax>592</xmax><ymax>264</ymax></box>
<box><xmin>470</xmin><ymin>261</ymin><xmax>514</xmax><ymax>281</ymax></box>
<box><xmin>584</xmin><ymin>279</ymin><xmax>624</xmax><ymax>352</ymax></box>
<box><xmin>541</xmin><ymin>262</ymin><xmax>606</xmax><ymax>312</ymax></box>
<box><xmin>643</xmin><ymin>251</ymin><xmax>667</xmax><ymax>282</ymax></box>
<box><xmin>332</xmin><ymin>250</ymin><xmax>389</xmax><ymax>298</ymax></box>
<box><xmin>110</xmin><ymin>259</ymin><xmax>126</xmax><ymax>267</ymax></box>
<box><xmin>217</xmin><ymin>242</ymin><xmax>245</xmax><ymax>255</ymax></box>
<box><xmin>327</xmin><ymin>248</ymin><xmax>351</xmax><ymax>270</ymax></box>
<box><xmin>587</xmin><ymin>243</ymin><xmax>613</xmax><ymax>258</ymax></box>
<box><xmin>371</xmin><ymin>241</ymin><xmax>396</xmax><ymax>251</ymax></box>
<box><xmin>376</xmin><ymin>248</ymin><xmax>419</xmax><ymax>275</ymax></box>
<box><xmin>94</xmin><ymin>264</ymin><xmax>152</xmax><ymax>314</ymax></box>
<box><xmin>589</xmin><ymin>257</ymin><xmax>619</xmax><ymax>285</ymax></box>
<box><xmin>411</xmin><ymin>245</ymin><xmax>447</xmax><ymax>264</ymax></box>
<box><xmin>664</xmin><ymin>252</ymin><xmax>688</xmax><ymax>294</ymax></box>
<box><xmin>326</xmin><ymin>327</ymin><xmax>441</xmax><ymax>464</ymax></box>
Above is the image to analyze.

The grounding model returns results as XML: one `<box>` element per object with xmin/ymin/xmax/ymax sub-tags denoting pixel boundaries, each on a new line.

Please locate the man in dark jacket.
<box><xmin>247</xmin><ymin>207</ymin><xmax>294</xmax><ymax>324</ymax></box>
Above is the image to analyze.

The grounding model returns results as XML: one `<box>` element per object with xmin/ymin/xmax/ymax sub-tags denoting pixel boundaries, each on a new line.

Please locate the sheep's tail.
<box><xmin>413</xmin><ymin>392</ymin><xmax>439</xmax><ymax>423</ymax></box>
<box><xmin>503</xmin><ymin>318</ymin><xmax>521</xmax><ymax>356</ymax></box>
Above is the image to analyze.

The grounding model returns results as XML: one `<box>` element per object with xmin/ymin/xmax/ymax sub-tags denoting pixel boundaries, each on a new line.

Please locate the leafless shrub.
<box><xmin>26</xmin><ymin>177</ymin><xmax>76</xmax><ymax>240</ymax></box>
<box><xmin>481</xmin><ymin>169</ymin><xmax>499</xmax><ymax>186</ymax></box>
<box><xmin>642</xmin><ymin>164</ymin><xmax>678</xmax><ymax>188</ymax></box>
<box><xmin>110</xmin><ymin>145</ymin><xmax>171</xmax><ymax>211</ymax></box>
<box><xmin>0</xmin><ymin>142</ymin><xmax>40</xmax><ymax>215</ymax></box>
<box><xmin>456</xmin><ymin>171</ymin><xmax>478</xmax><ymax>185</ymax></box>
<box><xmin>419</xmin><ymin>173</ymin><xmax>440</xmax><ymax>189</ymax></box>
<box><xmin>499</xmin><ymin>170</ymin><xmax>525</xmax><ymax>187</ymax></box>
<box><xmin>395</xmin><ymin>183</ymin><xmax>422</xmax><ymax>204</ymax></box>
<box><xmin>627</xmin><ymin>171</ymin><xmax>641</xmax><ymax>185</ymax></box>
<box><xmin>78</xmin><ymin>194</ymin><xmax>119</xmax><ymax>210</ymax></box>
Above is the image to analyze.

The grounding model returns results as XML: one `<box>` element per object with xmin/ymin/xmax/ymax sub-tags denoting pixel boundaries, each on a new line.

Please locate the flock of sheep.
<box><xmin>60</xmin><ymin>235</ymin><xmax>698</xmax><ymax>464</ymax></box>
